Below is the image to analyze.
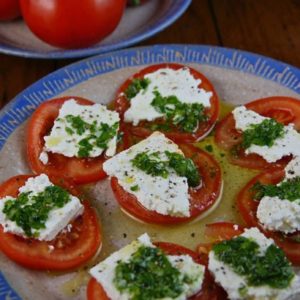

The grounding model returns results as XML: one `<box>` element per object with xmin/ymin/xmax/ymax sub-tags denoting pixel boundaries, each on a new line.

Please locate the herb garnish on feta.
<box><xmin>124</xmin><ymin>67</ymin><xmax>212</xmax><ymax>133</ymax></box>
<box><xmin>254</xmin><ymin>156</ymin><xmax>300</xmax><ymax>233</ymax></box>
<box><xmin>103</xmin><ymin>132</ymin><xmax>198</xmax><ymax>217</ymax></box>
<box><xmin>208</xmin><ymin>227</ymin><xmax>300</xmax><ymax>300</ymax></box>
<box><xmin>41</xmin><ymin>99</ymin><xmax>120</xmax><ymax>162</ymax></box>
<box><xmin>232</xmin><ymin>106</ymin><xmax>300</xmax><ymax>162</ymax></box>
<box><xmin>90</xmin><ymin>233</ymin><xmax>205</xmax><ymax>300</ymax></box>
<box><xmin>0</xmin><ymin>174</ymin><xmax>83</xmax><ymax>241</ymax></box>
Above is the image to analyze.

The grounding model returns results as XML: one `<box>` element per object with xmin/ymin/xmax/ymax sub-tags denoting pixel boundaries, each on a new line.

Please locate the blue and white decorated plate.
<box><xmin>0</xmin><ymin>0</ymin><xmax>191</xmax><ymax>59</ymax></box>
<box><xmin>0</xmin><ymin>45</ymin><xmax>300</xmax><ymax>300</ymax></box>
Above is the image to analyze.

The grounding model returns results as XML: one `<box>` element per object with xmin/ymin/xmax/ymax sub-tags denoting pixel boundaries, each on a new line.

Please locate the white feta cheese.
<box><xmin>232</xmin><ymin>106</ymin><xmax>300</xmax><ymax>163</ymax></box>
<box><xmin>208</xmin><ymin>228</ymin><xmax>300</xmax><ymax>300</ymax></box>
<box><xmin>257</xmin><ymin>196</ymin><xmax>300</xmax><ymax>234</ymax></box>
<box><xmin>0</xmin><ymin>174</ymin><xmax>84</xmax><ymax>241</ymax></box>
<box><xmin>284</xmin><ymin>156</ymin><xmax>300</xmax><ymax>180</ymax></box>
<box><xmin>42</xmin><ymin>99</ymin><xmax>120</xmax><ymax>162</ymax></box>
<box><xmin>103</xmin><ymin>132</ymin><xmax>193</xmax><ymax>217</ymax></box>
<box><xmin>90</xmin><ymin>233</ymin><xmax>205</xmax><ymax>300</ymax></box>
<box><xmin>124</xmin><ymin>67</ymin><xmax>212</xmax><ymax>125</ymax></box>
<box><xmin>257</xmin><ymin>156</ymin><xmax>300</xmax><ymax>234</ymax></box>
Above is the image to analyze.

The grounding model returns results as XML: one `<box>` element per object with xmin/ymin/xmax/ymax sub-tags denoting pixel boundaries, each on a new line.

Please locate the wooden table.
<box><xmin>1</xmin><ymin>0</ymin><xmax>300</xmax><ymax>109</ymax></box>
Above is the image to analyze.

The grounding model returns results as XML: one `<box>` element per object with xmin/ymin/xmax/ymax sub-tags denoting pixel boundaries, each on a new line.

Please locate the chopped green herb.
<box><xmin>213</xmin><ymin>236</ymin><xmax>294</xmax><ymax>290</ymax></box>
<box><xmin>65</xmin><ymin>115</ymin><xmax>88</xmax><ymax>135</ymax></box>
<box><xmin>130</xmin><ymin>185</ymin><xmax>140</xmax><ymax>192</ymax></box>
<box><xmin>242</xmin><ymin>119</ymin><xmax>284</xmax><ymax>149</ymax></box>
<box><xmin>165</xmin><ymin>151</ymin><xmax>200</xmax><ymax>187</ymax></box>
<box><xmin>114</xmin><ymin>245</ymin><xmax>185</xmax><ymax>300</ymax></box>
<box><xmin>125</xmin><ymin>78</ymin><xmax>151</xmax><ymax>100</ymax></box>
<box><xmin>131</xmin><ymin>152</ymin><xmax>169</xmax><ymax>179</ymax></box>
<box><xmin>65</xmin><ymin>126</ymin><xmax>74</xmax><ymax>135</ymax></box>
<box><xmin>252</xmin><ymin>177</ymin><xmax>300</xmax><ymax>202</ymax></box>
<box><xmin>151</xmin><ymin>91</ymin><xmax>207</xmax><ymax>133</ymax></box>
<box><xmin>77</xmin><ymin>122</ymin><xmax>119</xmax><ymax>158</ymax></box>
<box><xmin>3</xmin><ymin>185</ymin><xmax>71</xmax><ymax>238</ymax></box>
<box><xmin>131</xmin><ymin>151</ymin><xmax>200</xmax><ymax>187</ymax></box>
<box><xmin>204</xmin><ymin>145</ymin><xmax>213</xmax><ymax>153</ymax></box>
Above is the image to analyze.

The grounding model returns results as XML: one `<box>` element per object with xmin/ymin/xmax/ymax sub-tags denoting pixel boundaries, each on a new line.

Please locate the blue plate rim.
<box><xmin>0</xmin><ymin>0</ymin><xmax>191</xmax><ymax>59</ymax></box>
<box><xmin>0</xmin><ymin>44</ymin><xmax>300</xmax><ymax>300</ymax></box>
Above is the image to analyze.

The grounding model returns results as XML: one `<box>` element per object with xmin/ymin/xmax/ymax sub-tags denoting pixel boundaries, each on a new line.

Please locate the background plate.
<box><xmin>0</xmin><ymin>0</ymin><xmax>191</xmax><ymax>59</ymax></box>
<box><xmin>0</xmin><ymin>45</ymin><xmax>300</xmax><ymax>300</ymax></box>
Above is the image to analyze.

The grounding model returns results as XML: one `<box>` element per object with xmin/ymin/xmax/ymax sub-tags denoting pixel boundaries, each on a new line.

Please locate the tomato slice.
<box><xmin>113</xmin><ymin>63</ymin><xmax>220</xmax><ymax>143</ymax></box>
<box><xmin>110</xmin><ymin>144</ymin><xmax>222</xmax><ymax>224</ymax></box>
<box><xmin>27</xmin><ymin>96</ymin><xmax>129</xmax><ymax>184</ymax></box>
<box><xmin>205</xmin><ymin>222</ymin><xmax>244</xmax><ymax>241</ymax></box>
<box><xmin>197</xmin><ymin>222</ymin><xmax>244</xmax><ymax>256</ymax></box>
<box><xmin>215</xmin><ymin>96</ymin><xmax>300</xmax><ymax>170</ymax></box>
<box><xmin>237</xmin><ymin>167</ymin><xmax>300</xmax><ymax>265</ymax></box>
<box><xmin>0</xmin><ymin>175</ymin><xmax>102</xmax><ymax>270</ymax></box>
<box><xmin>87</xmin><ymin>242</ymin><xmax>226</xmax><ymax>300</ymax></box>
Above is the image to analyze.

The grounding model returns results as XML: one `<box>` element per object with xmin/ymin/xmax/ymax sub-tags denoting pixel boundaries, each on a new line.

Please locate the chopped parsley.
<box><xmin>242</xmin><ymin>119</ymin><xmax>284</xmax><ymax>149</ymax></box>
<box><xmin>130</xmin><ymin>185</ymin><xmax>140</xmax><ymax>192</ymax></box>
<box><xmin>3</xmin><ymin>185</ymin><xmax>71</xmax><ymax>238</ymax></box>
<box><xmin>131</xmin><ymin>151</ymin><xmax>169</xmax><ymax>179</ymax></box>
<box><xmin>114</xmin><ymin>245</ymin><xmax>186</xmax><ymax>300</ymax></box>
<box><xmin>125</xmin><ymin>78</ymin><xmax>151</xmax><ymax>100</ymax></box>
<box><xmin>166</xmin><ymin>151</ymin><xmax>200</xmax><ymax>187</ymax></box>
<box><xmin>64</xmin><ymin>114</ymin><xmax>119</xmax><ymax>158</ymax></box>
<box><xmin>213</xmin><ymin>236</ymin><xmax>294</xmax><ymax>290</ymax></box>
<box><xmin>252</xmin><ymin>177</ymin><xmax>300</xmax><ymax>202</ymax></box>
<box><xmin>151</xmin><ymin>90</ymin><xmax>207</xmax><ymax>133</ymax></box>
<box><xmin>131</xmin><ymin>151</ymin><xmax>200</xmax><ymax>187</ymax></box>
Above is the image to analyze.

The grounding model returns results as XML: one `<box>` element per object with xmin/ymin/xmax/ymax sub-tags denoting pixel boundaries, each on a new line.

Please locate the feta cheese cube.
<box><xmin>208</xmin><ymin>228</ymin><xmax>300</xmax><ymax>300</ymax></box>
<box><xmin>90</xmin><ymin>233</ymin><xmax>205</xmax><ymax>300</ymax></box>
<box><xmin>41</xmin><ymin>99</ymin><xmax>120</xmax><ymax>162</ymax></box>
<box><xmin>124</xmin><ymin>67</ymin><xmax>212</xmax><ymax>125</ymax></box>
<box><xmin>232</xmin><ymin>106</ymin><xmax>300</xmax><ymax>163</ymax></box>
<box><xmin>0</xmin><ymin>174</ymin><xmax>84</xmax><ymax>241</ymax></box>
<box><xmin>103</xmin><ymin>132</ymin><xmax>193</xmax><ymax>217</ymax></box>
<box><xmin>257</xmin><ymin>156</ymin><xmax>300</xmax><ymax>234</ymax></box>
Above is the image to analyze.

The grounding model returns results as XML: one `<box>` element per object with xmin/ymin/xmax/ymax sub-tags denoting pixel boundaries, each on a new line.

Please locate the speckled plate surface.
<box><xmin>0</xmin><ymin>45</ymin><xmax>300</xmax><ymax>300</ymax></box>
<box><xmin>0</xmin><ymin>0</ymin><xmax>191</xmax><ymax>59</ymax></box>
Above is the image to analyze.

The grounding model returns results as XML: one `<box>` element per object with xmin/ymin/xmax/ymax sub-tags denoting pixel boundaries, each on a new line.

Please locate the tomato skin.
<box><xmin>87</xmin><ymin>242</ymin><xmax>226</xmax><ymax>300</ymax></box>
<box><xmin>27</xmin><ymin>96</ymin><xmax>128</xmax><ymax>185</ymax></box>
<box><xmin>237</xmin><ymin>168</ymin><xmax>300</xmax><ymax>265</ymax></box>
<box><xmin>113</xmin><ymin>63</ymin><xmax>220</xmax><ymax>143</ymax></box>
<box><xmin>215</xmin><ymin>96</ymin><xmax>300</xmax><ymax>170</ymax></box>
<box><xmin>0</xmin><ymin>175</ymin><xmax>102</xmax><ymax>271</ymax></box>
<box><xmin>20</xmin><ymin>0</ymin><xmax>126</xmax><ymax>49</ymax></box>
<box><xmin>0</xmin><ymin>0</ymin><xmax>20</xmax><ymax>21</ymax></box>
<box><xmin>205</xmin><ymin>222</ymin><xmax>244</xmax><ymax>241</ymax></box>
<box><xmin>110</xmin><ymin>144</ymin><xmax>223</xmax><ymax>224</ymax></box>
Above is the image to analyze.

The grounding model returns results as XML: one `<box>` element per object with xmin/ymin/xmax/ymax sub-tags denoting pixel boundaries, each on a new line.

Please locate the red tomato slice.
<box><xmin>110</xmin><ymin>144</ymin><xmax>223</xmax><ymax>224</ymax></box>
<box><xmin>205</xmin><ymin>222</ymin><xmax>244</xmax><ymax>241</ymax></box>
<box><xmin>215</xmin><ymin>96</ymin><xmax>300</xmax><ymax>170</ymax></box>
<box><xmin>113</xmin><ymin>63</ymin><xmax>220</xmax><ymax>143</ymax></box>
<box><xmin>0</xmin><ymin>175</ymin><xmax>102</xmax><ymax>270</ymax></box>
<box><xmin>237</xmin><ymin>167</ymin><xmax>300</xmax><ymax>265</ymax></box>
<box><xmin>197</xmin><ymin>222</ymin><xmax>244</xmax><ymax>256</ymax></box>
<box><xmin>87</xmin><ymin>242</ymin><xmax>226</xmax><ymax>300</ymax></box>
<box><xmin>27</xmin><ymin>96</ymin><xmax>129</xmax><ymax>184</ymax></box>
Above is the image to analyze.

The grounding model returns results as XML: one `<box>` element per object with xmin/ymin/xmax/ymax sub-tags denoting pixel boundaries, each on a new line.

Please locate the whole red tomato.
<box><xmin>20</xmin><ymin>0</ymin><xmax>126</xmax><ymax>49</ymax></box>
<box><xmin>0</xmin><ymin>0</ymin><xmax>21</xmax><ymax>21</ymax></box>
